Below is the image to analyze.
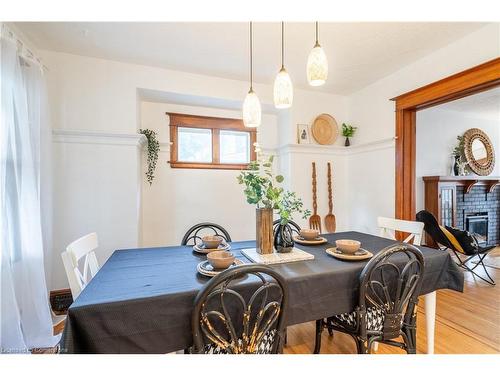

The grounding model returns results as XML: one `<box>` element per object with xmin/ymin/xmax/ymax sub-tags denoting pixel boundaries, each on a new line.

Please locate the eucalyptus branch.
<box><xmin>237</xmin><ymin>156</ymin><xmax>309</xmax><ymax>224</ymax></box>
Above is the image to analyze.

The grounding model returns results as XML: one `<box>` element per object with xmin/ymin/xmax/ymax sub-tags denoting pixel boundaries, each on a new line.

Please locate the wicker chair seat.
<box><xmin>202</xmin><ymin>329</ymin><xmax>277</xmax><ymax>354</ymax></box>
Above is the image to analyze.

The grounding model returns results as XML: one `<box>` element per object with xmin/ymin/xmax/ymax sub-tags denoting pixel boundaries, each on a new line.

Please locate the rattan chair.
<box><xmin>416</xmin><ymin>210</ymin><xmax>496</xmax><ymax>285</ymax></box>
<box><xmin>190</xmin><ymin>264</ymin><xmax>288</xmax><ymax>354</ymax></box>
<box><xmin>314</xmin><ymin>243</ymin><xmax>425</xmax><ymax>354</ymax></box>
<box><xmin>181</xmin><ymin>222</ymin><xmax>232</xmax><ymax>246</ymax></box>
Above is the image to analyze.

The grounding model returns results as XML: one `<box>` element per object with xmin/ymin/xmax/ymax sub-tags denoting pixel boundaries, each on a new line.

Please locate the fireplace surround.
<box><xmin>423</xmin><ymin>176</ymin><xmax>500</xmax><ymax>246</ymax></box>
<box><xmin>465</xmin><ymin>212</ymin><xmax>489</xmax><ymax>245</ymax></box>
<box><xmin>456</xmin><ymin>185</ymin><xmax>499</xmax><ymax>246</ymax></box>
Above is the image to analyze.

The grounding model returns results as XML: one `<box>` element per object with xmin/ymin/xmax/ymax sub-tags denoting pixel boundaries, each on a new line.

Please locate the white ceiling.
<box><xmin>437</xmin><ymin>87</ymin><xmax>500</xmax><ymax>121</ymax></box>
<box><xmin>15</xmin><ymin>22</ymin><xmax>488</xmax><ymax>95</ymax></box>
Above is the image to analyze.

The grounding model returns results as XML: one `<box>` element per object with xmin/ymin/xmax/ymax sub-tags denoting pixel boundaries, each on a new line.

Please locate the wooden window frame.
<box><xmin>391</xmin><ymin>57</ymin><xmax>500</xmax><ymax>239</ymax></box>
<box><xmin>168</xmin><ymin>112</ymin><xmax>257</xmax><ymax>170</ymax></box>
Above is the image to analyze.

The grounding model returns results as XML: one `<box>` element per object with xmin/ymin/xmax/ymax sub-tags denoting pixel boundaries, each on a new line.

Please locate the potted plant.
<box><xmin>452</xmin><ymin>135</ymin><xmax>467</xmax><ymax>176</ymax></box>
<box><xmin>341</xmin><ymin>123</ymin><xmax>357</xmax><ymax>147</ymax></box>
<box><xmin>237</xmin><ymin>156</ymin><xmax>310</xmax><ymax>254</ymax></box>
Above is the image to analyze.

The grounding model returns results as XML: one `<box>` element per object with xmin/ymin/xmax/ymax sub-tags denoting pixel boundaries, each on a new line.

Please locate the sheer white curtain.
<box><xmin>1</xmin><ymin>27</ymin><xmax>58</xmax><ymax>352</ymax></box>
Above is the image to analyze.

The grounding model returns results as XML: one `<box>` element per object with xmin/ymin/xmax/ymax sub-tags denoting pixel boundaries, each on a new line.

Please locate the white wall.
<box><xmin>347</xmin><ymin>23</ymin><xmax>500</xmax><ymax>234</ymax></box>
<box><xmin>416</xmin><ymin>108</ymin><xmax>500</xmax><ymax>212</ymax></box>
<box><xmin>51</xmin><ymin>134</ymin><xmax>144</xmax><ymax>288</ymax></box>
<box><xmin>278</xmin><ymin>145</ymin><xmax>350</xmax><ymax>232</ymax></box>
<box><xmin>140</xmin><ymin>102</ymin><xmax>279</xmax><ymax>247</ymax></box>
<box><xmin>43</xmin><ymin>50</ymin><xmax>350</xmax><ymax>290</ymax></box>
<box><xmin>41</xmin><ymin>23</ymin><xmax>499</xmax><ymax>290</ymax></box>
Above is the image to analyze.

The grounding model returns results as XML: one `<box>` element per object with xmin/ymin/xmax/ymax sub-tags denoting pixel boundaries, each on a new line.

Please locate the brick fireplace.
<box><xmin>423</xmin><ymin>176</ymin><xmax>500</xmax><ymax>247</ymax></box>
<box><xmin>456</xmin><ymin>185</ymin><xmax>499</xmax><ymax>246</ymax></box>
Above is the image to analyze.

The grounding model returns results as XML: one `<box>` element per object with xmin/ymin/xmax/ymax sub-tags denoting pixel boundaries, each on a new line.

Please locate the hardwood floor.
<box><xmin>284</xmin><ymin>254</ymin><xmax>500</xmax><ymax>354</ymax></box>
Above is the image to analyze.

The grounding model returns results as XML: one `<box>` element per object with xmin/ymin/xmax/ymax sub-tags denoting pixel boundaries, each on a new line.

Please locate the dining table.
<box><xmin>60</xmin><ymin>231</ymin><xmax>464</xmax><ymax>354</ymax></box>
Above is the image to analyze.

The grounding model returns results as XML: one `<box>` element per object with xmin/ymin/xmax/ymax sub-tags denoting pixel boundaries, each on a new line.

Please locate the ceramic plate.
<box><xmin>193</xmin><ymin>242</ymin><xmax>231</xmax><ymax>254</ymax></box>
<box><xmin>293</xmin><ymin>235</ymin><xmax>328</xmax><ymax>245</ymax></box>
<box><xmin>326</xmin><ymin>247</ymin><xmax>373</xmax><ymax>261</ymax></box>
<box><xmin>197</xmin><ymin>259</ymin><xmax>243</xmax><ymax>277</ymax></box>
<box><xmin>311</xmin><ymin>114</ymin><xmax>338</xmax><ymax>145</ymax></box>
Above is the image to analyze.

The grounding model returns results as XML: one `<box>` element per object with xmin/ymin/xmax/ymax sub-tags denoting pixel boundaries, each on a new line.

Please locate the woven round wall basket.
<box><xmin>311</xmin><ymin>114</ymin><xmax>338</xmax><ymax>145</ymax></box>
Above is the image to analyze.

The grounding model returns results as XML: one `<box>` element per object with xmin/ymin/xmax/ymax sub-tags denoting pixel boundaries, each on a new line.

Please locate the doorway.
<box><xmin>391</xmin><ymin>57</ymin><xmax>500</xmax><ymax>230</ymax></box>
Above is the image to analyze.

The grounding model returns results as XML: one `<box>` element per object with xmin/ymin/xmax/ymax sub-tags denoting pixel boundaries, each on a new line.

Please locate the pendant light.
<box><xmin>273</xmin><ymin>22</ymin><xmax>293</xmax><ymax>109</ymax></box>
<box><xmin>242</xmin><ymin>22</ymin><xmax>262</xmax><ymax>128</ymax></box>
<box><xmin>307</xmin><ymin>22</ymin><xmax>328</xmax><ymax>86</ymax></box>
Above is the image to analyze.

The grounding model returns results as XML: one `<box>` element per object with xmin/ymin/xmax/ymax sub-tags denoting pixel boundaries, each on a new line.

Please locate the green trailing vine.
<box><xmin>139</xmin><ymin>129</ymin><xmax>160</xmax><ymax>185</ymax></box>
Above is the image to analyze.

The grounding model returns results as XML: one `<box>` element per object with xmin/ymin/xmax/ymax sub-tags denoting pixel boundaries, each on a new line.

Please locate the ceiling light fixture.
<box><xmin>242</xmin><ymin>22</ymin><xmax>262</xmax><ymax>128</ymax></box>
<box><xmin>307</xmin><ymin>22</ymin><xmax>328</xmax><ymax>87</ymax></box>
<box><xmin>273</xmin><ymin>22</ymin><xmax>293</xmax><ymax>109</ymax></box>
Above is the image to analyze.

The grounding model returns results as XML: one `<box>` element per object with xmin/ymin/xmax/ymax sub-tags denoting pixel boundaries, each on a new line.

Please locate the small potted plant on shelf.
<box><xmin>237</xmin><ymin>156</ymin><xmax>310</xmax><ymax>254</ymax></box>
<box><xmin>341</xmin><ymin>123</ymin><xmax>357</xmax><ymax>147</ymax></box>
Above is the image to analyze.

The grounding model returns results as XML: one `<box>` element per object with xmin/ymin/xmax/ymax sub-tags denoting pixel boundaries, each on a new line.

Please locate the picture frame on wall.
<box><xmin>297</xmin><ymin>124</ymin><xmax>311</xmax><ymax>144</ymax></box>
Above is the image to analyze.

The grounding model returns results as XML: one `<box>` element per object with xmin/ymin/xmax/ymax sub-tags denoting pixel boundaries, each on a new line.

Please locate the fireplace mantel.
<box><xmin>423</xmin><ymin>176</ymin><xmax>500</xmax><ymax>194</ymax></box>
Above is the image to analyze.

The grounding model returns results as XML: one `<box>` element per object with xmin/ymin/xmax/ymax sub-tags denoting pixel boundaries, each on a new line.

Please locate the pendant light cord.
<box><xmin>315</xmin><ymin>21</ymin><xmax>319</xmax><ymax>44</ymax></box>
<box><xmin>281</xmin><ymin>21</ymin><xmax>284</xmax><ymax>69</ymax></box>
<box><xmin>250</xmin><ymin>21</ymin><xmax>253</xmax><ymax>91</ymax></box>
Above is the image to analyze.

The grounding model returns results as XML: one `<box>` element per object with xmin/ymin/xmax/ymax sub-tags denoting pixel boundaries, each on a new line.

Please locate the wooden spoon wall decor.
<box><xmin>309</xmin><ymin>162</ymin><xmax>322</xmax><ymax>232</ymax></box>
<box><xmin>324</xmin><ymin>162</ymin><xmax>336</xmax><ymax>233</ymax></box>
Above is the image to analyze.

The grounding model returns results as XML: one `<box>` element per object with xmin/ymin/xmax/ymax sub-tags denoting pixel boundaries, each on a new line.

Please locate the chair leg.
<box><xmin>463</xmin><ymin>254</ymin><xmax>496</xmax><ymax>285</ymax></box>
<box><xmin>424</xmin><ymin>291</ymin><xmax>436</xmax><ymax>354</ymax></box>
<box><xmin>357</xmin><ymin>338</ymin><xmax>368</xmax><ymax>354</ymax></box>
<box><xmin>367</xmin><ymin>337</ymin><xmax>378</xmax><ymax>354</ymax></box>
<box><xmin>313</xmin><ymin>319</ymin><xmax>324</xmax><ymax>354</ymax></box>
<box><xmin>475</xmin><ymin>255</ymin><xmax>496</xmax><ymax>285</ymax></box>
<box><xmin>326</xmin><ymin>317</ymin><xmax>334</xmax><ymax>337</ymax></box>
<box><xmin>454</xmin><ymin>251</ymin><xmax>496</xmax><ymax>285</ymax></box>
<box><xmin>401</xmin><ymin>330</ymin><xmax>416</xmax><ymax>354</ymax></box>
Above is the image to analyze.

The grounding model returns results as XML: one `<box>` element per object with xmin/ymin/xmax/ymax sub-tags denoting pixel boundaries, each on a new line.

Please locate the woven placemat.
<box><xmin>241</xmin><ymin>247</ymin><xmax>314</xmax><ymax>265</ymax></box>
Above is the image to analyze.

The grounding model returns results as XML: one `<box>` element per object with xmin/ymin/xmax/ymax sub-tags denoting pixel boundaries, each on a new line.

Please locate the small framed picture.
<box><xmin>297</xmin><ymin>124</ymin><xmax>311</xmax><ymax>144</ymax></box>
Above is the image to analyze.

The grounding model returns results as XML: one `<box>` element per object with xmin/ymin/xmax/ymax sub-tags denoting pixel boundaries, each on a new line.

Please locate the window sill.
<box><xmin>169</xmin><ymin>161</ymin><xmax>250</xmax><ymax>170</ymax></box>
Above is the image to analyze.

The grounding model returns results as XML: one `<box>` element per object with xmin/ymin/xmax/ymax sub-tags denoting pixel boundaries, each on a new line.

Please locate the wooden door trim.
<box><xmin>392</xmin><ymin>57</ymin><xmax>500</xmax><ymax>230</ymax></box>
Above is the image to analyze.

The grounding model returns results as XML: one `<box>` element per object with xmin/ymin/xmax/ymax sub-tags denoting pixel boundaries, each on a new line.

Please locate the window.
<box><xmin>220</xmin><ymin>130</ymin><xmax>250</xmax><ymax>164</ymax></box>
<box><xmin>178</xmin><ymin>127</ymin><xmax>213</xmax><ymax>163</ymax></box>
<box><xmin>168</xmin><ymin>113</ymin><xmax>256</xmax><ymax>169</ymax></box>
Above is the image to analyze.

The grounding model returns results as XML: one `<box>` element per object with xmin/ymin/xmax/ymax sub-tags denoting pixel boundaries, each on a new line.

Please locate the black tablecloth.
<box><xmin>60</xmin><ymin>231</ymin><xmax>463</xmax><ymax>353</ymax></box>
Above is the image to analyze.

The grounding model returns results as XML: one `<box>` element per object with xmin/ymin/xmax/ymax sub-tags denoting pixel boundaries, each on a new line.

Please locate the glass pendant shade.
<box><xmin>307</xmin><ymin>43</ymin><xmax>328</xmax><ymax>86</ymax></box>
<box><xmin>273</xmin><ymin>67</ymin><xmax>293</xmax><ymax>109</ymax></box>
<box><xmin>242</xmin><ymin>89</ymin><xmax>262</xmax><ymax>128</ymax></box>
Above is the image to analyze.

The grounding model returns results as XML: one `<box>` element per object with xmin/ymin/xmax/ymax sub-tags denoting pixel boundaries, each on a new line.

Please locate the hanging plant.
<box><xmin>139</xmin><ymin>129</ymin><xmax>160</xmax><ymax>185</ymax></box>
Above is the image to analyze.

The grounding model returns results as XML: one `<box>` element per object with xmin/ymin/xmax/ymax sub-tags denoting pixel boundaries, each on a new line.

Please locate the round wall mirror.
<box><xmin>463</xmin><ymin>128</ymin><xmax>495</xmax><ymax>175</ymax></box>
<box><xmin>471</xmin><ymin>139</ymin><xmax>488</xmax><ymax>165</ymax></box>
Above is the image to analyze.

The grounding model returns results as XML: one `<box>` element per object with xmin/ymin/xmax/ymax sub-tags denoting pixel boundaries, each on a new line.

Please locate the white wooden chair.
<box><xmin>61</xmin><ymin>233</ymin><xmax>100</xmax><ymax>299</ymax></box>
<box><xmin>377</xmin><ymin>217</ymin><xmax>424</xmax><ymax>245</ymax></box>
<box><xmin>376</xmin><ymin>216</ymin><xmax>436</xmax><ymax>354</ymax></box>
